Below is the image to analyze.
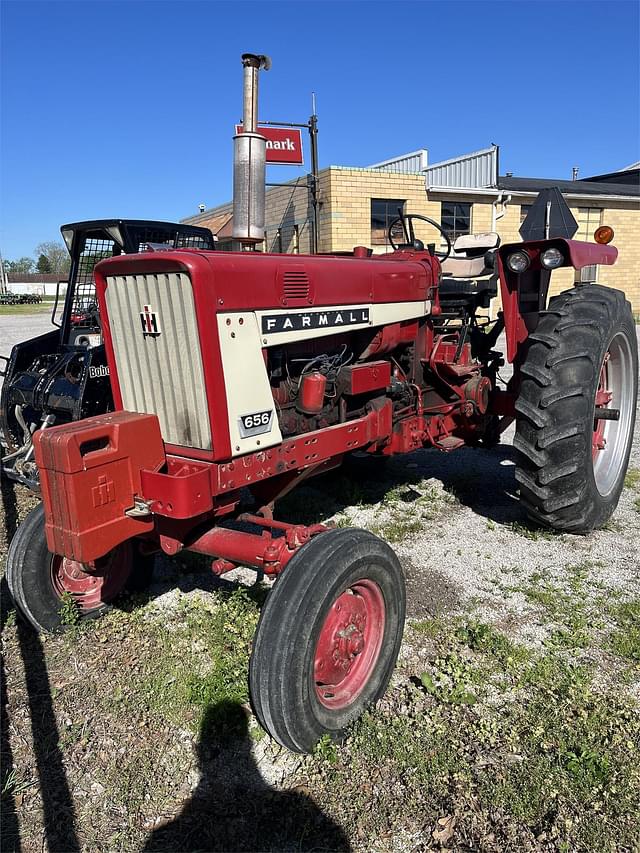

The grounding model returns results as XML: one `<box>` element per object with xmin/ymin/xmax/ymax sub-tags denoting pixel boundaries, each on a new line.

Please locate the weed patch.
<box><xmin>607</xmin><ymin>599</ymin><xmax>640</xmax><ymax>663</ymax></box>
<box><xmin>314</xmin><ymin>617</ymin><xmax>640</xmax><ymax>851</ymax></box>
<box><xmin>100</xmin><ymin>588</ymin><xmax>261</xmax><ymax>734</ymax></box>
<box><xmin>624</xmin><ymin>467</ymin><xmax>640</xmax><ymax>489</ymax></box>
<box><xmin>58</xmin><ymin>590</ymin><xmax>80</xmax><ymax>627</ymax></box>
<box><xmin>509</xmin><ymin>520</ymin><xmax>556</xmax><ymax>541</ymax></box>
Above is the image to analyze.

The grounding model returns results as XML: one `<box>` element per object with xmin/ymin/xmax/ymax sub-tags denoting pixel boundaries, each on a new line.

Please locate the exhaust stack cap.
<box><xmin>241</xmin><ymin>53</ymin><xmax>271</xmax><ymax>71</ymax></box>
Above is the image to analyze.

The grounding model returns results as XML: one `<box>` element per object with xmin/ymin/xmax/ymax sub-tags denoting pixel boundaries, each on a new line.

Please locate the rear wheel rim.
<box><xmin>49</xmin><ymin>544</ymin><xmax>132</xmax><ymax>613</ymax></box>
<box><xmin>592</xmin><ymin>331</ymin><xmax>634</xmax><ymax>496</ymax></box>
<box><xmin>313</xmin><ymin>578</ymin><xmax>385</xmax><ymax>710</ymax></box>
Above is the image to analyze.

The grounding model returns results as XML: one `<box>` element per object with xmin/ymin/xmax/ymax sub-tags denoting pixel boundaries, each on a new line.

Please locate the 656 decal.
<box><xmin>238</xmin><ymin>409</ymin><xmax>274</xmax><ymax>438</ymax></box>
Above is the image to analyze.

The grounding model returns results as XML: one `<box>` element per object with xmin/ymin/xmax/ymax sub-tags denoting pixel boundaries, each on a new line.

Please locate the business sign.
<box><xmin>235</xmin><ymin>125</ymin><xmax>304</xmax><ymax>165</ymax></box>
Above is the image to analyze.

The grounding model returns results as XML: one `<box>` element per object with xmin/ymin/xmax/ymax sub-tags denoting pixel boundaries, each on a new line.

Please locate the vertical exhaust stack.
<box><xmin>233</xmin><ymin>53</ymin><xmax>271</xmax><ymax>246</ymax></box>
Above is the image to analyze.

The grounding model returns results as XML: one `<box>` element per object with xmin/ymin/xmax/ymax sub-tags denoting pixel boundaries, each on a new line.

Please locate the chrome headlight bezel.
<box><xmin>540</xmin><ymin>247</ymin><xmax>565</xmax><ymax>269</ymax></box>
<box><xmin>506</xmin><ymin>251</ymin><xmax>531</xmax><ymax>273</ymax></box>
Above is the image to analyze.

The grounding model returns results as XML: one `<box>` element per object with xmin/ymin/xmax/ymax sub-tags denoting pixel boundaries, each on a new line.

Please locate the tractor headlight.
<box><xmin>540</xmin><ymin>247</ymin><xmax>565</xmax><ymax>269</ymax></box>
<box><xmin>506</xmin><ymin>251</ymin><xmax>530</xmax><ymax>273</ymax></box>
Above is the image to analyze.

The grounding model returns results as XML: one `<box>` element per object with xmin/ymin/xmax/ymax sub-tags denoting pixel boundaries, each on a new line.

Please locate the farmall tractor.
<box><xmin>1</xmin><ymin>219</ymin><xmax>214</xmax><ymax>490</ymax></box>
<box><xmin>5</xmin><ymin>193</ymin><xmax>637</xmax><ymax>753</ymax></box>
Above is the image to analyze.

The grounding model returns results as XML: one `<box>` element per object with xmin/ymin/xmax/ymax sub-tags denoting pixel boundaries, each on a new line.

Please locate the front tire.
<box><xmin>514</xmin><ymin>285</ymin><xmax>637</xmax><ymax>533</ymax></box>
<box><xmin>249</xmin><ymin>528</ymin><xmax>406</xmax><ymax>753</ymax></box>
<box><xmin>6</xmin><ymin>504</ymin><xmax>154</xmax><ymax>632</ymax></box>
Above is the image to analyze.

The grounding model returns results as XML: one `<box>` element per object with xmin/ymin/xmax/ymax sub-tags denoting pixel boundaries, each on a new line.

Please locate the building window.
<box><xmin>576</xmin><ymin>207</ymin><xmax>602</xmax><ymax>241</ymax></box>
<box><xmin>441</xmin><ymin>201</ymin><xmax>471</xmax><ymax>241</ymax></box>
<box><xmin>371</xmin><ymin>199</ymin><xmax>405</xmax><ymax>245</ymax></box>
<box><xmin>576</xmin><ymin>208</ymin><xmax>602</xmax><ymax>282</ymax></box>
<box><xmin>520</xmin><ymin>204</ymin><xmax>532</xmax><ymax>225</ymax></box>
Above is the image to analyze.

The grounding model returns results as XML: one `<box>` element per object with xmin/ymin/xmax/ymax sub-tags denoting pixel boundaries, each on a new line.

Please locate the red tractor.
<box><xmin>6</xmin><ymin>191</ymin><xmax>637</xmax><ymax>753</ymax></box>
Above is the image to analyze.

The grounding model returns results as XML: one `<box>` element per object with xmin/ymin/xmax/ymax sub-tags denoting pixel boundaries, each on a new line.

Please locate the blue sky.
<box><xmin>1</xmin><ymin>0</ymin><xmax>638</xmax><ymax>258</ymax></box>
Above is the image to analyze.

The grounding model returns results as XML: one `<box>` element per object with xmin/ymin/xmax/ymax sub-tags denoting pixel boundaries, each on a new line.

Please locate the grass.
<box><xmin>314</xmin><ymin>617</ymin><xmax>640</xmax><ymax>851</ymax></box>
<box><xmin>0</xmin><ymin>303</ymin><xmax>52</xmax><ymax>315</ymax></box>
<box><xmin>3</xmin><ymin>563</ymin><xmax>639</xmax><ymax>852</ymax></box>
<box><xmin>507</xmin><ymin>561</ymin><xmax>640</xmax><ymax>675</ymax></box>
<box><xmin>624</xmin><ymin>467</ymin><xmax>640</xmax><ymax>489</ymax></box>
<box><xmin>370</xmin><ymin>482</ymin><xmax>455</xmax><ymax>543</ymax></box>
<box><xmin>58</xmin><ymin>590</ymin><xmax>80</xmax><ymax>627</ymax></box>
<box><xmin>509</xmin><ymin>520</ymin><xmax>556</xmax><ymax>541</ymax></box>
<box><xmin>508</xmin><ymin>561</ymin><xmax>607</xmax><ymax>650</ymax></box>
<box><xmin>607</xmin><ymin>599</ymin><xmax>640</xmax><ymax>663</ymax></box>
<box><xmin>3</xmin><ymin>464</ymin><xmax>638</xmax><ymax>851</ymax></box>
<box><xmin>108</xmin><ymin>588</ymin><xmax>260</xmax><ymax>733</ymax></box>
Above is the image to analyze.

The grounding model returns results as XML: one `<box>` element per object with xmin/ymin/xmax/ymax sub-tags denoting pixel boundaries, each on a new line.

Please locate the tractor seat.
<box><xmin>440</xmin><ymin>232</ymin><xmax>500</xmax><ymax>278</ymax></box>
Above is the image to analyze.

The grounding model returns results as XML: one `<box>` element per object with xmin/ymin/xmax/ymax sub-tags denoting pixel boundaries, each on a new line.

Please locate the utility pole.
<box><xmin>309</xmin><ymin>93</ymin><xmax>319</xmax><ymax>254</ymax></box>
<box><xmin>260</xmin><ymin>96</ymin><xmax>320</xmax><ymax>253</ymax></box>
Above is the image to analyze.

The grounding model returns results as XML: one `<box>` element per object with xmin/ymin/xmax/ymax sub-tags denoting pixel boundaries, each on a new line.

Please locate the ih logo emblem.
<box><xmin>92</xmin><ymin>474</ymin><xmax>115</xmax><ymax>508</ymax></box>
<box><xmin>140</xmin><ymin>305</ymin><xmax>161</xmax><ymax>337</ymax></box>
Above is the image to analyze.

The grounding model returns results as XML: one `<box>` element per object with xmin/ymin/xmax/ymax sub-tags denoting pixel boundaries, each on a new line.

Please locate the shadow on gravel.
<box><xmin>115</xmin><ymin>444</ymin><xmax>528</xmax><ymax>616</ymax></box>
<box><xmin>2</xmin><ymin>475</ymin><xmax>21</xmax><ymax>851</ymax></box>
<box><xmin>143</xmin><ymin>700</ymin><xmax>351</xmax><ymax>853</ymax></box>
<box><xmin>1</xmin><ymin>474</ymin><xmax>19</xmax><ymax>544</ymax></box>
<box><xmin>2</xmin><ymin>475</ymin><xmax>80</xmax><ymax>853</ymax></box>
<box><xmin>14</xmin><ymin>619</ymin><xmax>81</xmax><ymax>852</ymax></box>
<box><xmin>276</xmin><ymin>444</ymin><xmax>526</xmax><ymax>528</ymax></box>
<box><xmin>1</xmin><ymin>579</ymin><xmax>21</xmax><ymax>853</ymax></box>
<box><xmin>414</xmin><ymin>444</ymin><xmax>526</xmax><ymax>525</ymax></box>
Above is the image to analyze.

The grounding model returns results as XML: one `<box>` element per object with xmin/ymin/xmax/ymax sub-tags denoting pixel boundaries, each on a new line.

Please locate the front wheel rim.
<box><xmin>592</xmin><ymin>331</ymin><xmax>635</xmax><ymax>497</ymax></box>
<box><xmin>313</xmin><ymin>578</ymin><xmax>386</xmax><ymax>710</ymax></box>
<box><xmin>49</xmin><ymin>544</ymin><xmax>132</xmax><ymax>612</ymax></box>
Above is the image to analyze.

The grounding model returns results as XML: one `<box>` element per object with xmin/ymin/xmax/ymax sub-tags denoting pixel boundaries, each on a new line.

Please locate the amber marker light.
<box><xmin>594</xmin><ymin>225</ymin><xmax>614</xmax><ymax>244</ymax></box>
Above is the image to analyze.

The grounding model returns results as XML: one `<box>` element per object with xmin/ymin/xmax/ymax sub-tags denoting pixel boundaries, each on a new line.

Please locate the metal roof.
<box><xmin>369</xmin><ymin>149</ymin><xmax>428</xmax><ymax>173</ymax></box>
<box><xmin>425</xmin><ymin>146</ymin><xmax>498</xmax><ymax>189</ymax></box>
<box><xmin>497</xmin><ymin>175</ymin><xmax>640</xmax><ymax>198</ymax></box>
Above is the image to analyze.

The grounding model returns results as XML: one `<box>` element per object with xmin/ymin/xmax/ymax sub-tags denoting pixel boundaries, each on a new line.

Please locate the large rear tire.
<box><xmin>514</xmin><ymin>285</ymin><xmax>637</xmax><ymax>533</ymax></box>
<box><xmin>249</xmin><ymin>528</ymin><xmax>406</xmax><ymax>753</ymax></box>
<box><xmin>6</xmin><ymin>504</ymin><xmax>154</xmax><ymax>633</ymax></box>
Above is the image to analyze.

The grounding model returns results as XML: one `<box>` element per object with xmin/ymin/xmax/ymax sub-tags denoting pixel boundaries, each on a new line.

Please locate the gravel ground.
<box><xmin>0</xmin><ymin>309</ymin><xmax>55</xmax><ymax>362</ymax></box>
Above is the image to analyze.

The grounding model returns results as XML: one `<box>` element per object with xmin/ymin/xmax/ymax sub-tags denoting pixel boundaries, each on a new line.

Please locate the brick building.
<box><xmin>183</xmin><ymin>146</ymin><xmax>640</xmax><ymax>314</ymax></box>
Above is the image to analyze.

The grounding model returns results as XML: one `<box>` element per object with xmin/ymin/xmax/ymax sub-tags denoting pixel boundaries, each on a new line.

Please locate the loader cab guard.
<box><xmin>59</xmin><ymin>219</ymin><xmax>215</xmax><ymax>347</ymax></box>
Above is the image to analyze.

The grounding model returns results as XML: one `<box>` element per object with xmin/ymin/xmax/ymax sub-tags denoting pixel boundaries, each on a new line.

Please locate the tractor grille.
<box><xmin>104</xmin><ymin>272</ymin><xmax>211</xmax><ymax>450</ymax></box>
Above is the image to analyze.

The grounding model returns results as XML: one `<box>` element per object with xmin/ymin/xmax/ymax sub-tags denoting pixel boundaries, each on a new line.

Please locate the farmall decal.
<box><xmin>262</xmin><ymin>308</ymin><xmax>370</xmax><ymax>334</ymax></box>
<box><xmin>140</xmin><ymin>305</ymin><xmax>161</xmax><ymax>337</ymax></box>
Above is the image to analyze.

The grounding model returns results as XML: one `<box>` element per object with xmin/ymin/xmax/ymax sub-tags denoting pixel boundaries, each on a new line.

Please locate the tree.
<box><xmin>36</xmin><ymin>253</ymin><xmax>52</xmax><ymax>273</ymax></box>
<box><xmin>6</xmin><ymin>257</ymin><xmax>35</xmax><ymax>274</ymax></box>
<box><xmin>34</xmin><ymin>241</ymin><xmax>70</xmax><ymax>276</ymax></box>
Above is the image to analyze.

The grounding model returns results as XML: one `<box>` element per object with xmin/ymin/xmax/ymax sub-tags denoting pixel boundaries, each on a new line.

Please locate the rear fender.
<box><xmin>497</xmin><ymin>238</ymin><xmax>618</xmax><ymax>363</ymax></box>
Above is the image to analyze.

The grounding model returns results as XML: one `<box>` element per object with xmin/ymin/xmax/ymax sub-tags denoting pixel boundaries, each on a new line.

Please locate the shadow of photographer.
<box><xmin>143</xmin><ymin>700</ymin><xmax>350</xmax><ymax>853</ymax></box>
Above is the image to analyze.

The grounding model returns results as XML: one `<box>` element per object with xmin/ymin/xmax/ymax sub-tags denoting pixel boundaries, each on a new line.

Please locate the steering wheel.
<box><xmin>387</xmin><ymin>213</ymin><xmax>452</xmax><ymax>261</ymax></box>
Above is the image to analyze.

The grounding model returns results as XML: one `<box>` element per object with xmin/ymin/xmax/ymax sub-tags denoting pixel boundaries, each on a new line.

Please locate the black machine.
<box><xmin>0</xmin><ymin>219</ymin><xmax>215</xmax><ymax>490</ymax></box>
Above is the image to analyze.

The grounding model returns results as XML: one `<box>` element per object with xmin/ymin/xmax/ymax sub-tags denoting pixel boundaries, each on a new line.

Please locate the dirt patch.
<box><xmin>402</xmin><ymin>559</ymin><xmax>462</xmax><ymax>620</ymax></box>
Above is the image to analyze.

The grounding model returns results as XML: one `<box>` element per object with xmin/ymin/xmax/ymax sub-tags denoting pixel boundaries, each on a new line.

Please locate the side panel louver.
<box><xmin>280</xmin><ymin>268</ymin><xmax>311</xmax><ymax>305</ymax></box>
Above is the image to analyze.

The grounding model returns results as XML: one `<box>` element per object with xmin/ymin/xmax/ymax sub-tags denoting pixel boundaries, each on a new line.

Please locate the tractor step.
<box><xmin>435</xmin><ymin>436</ymin><xmax>465</xmax><ymax>451</ymax></box>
